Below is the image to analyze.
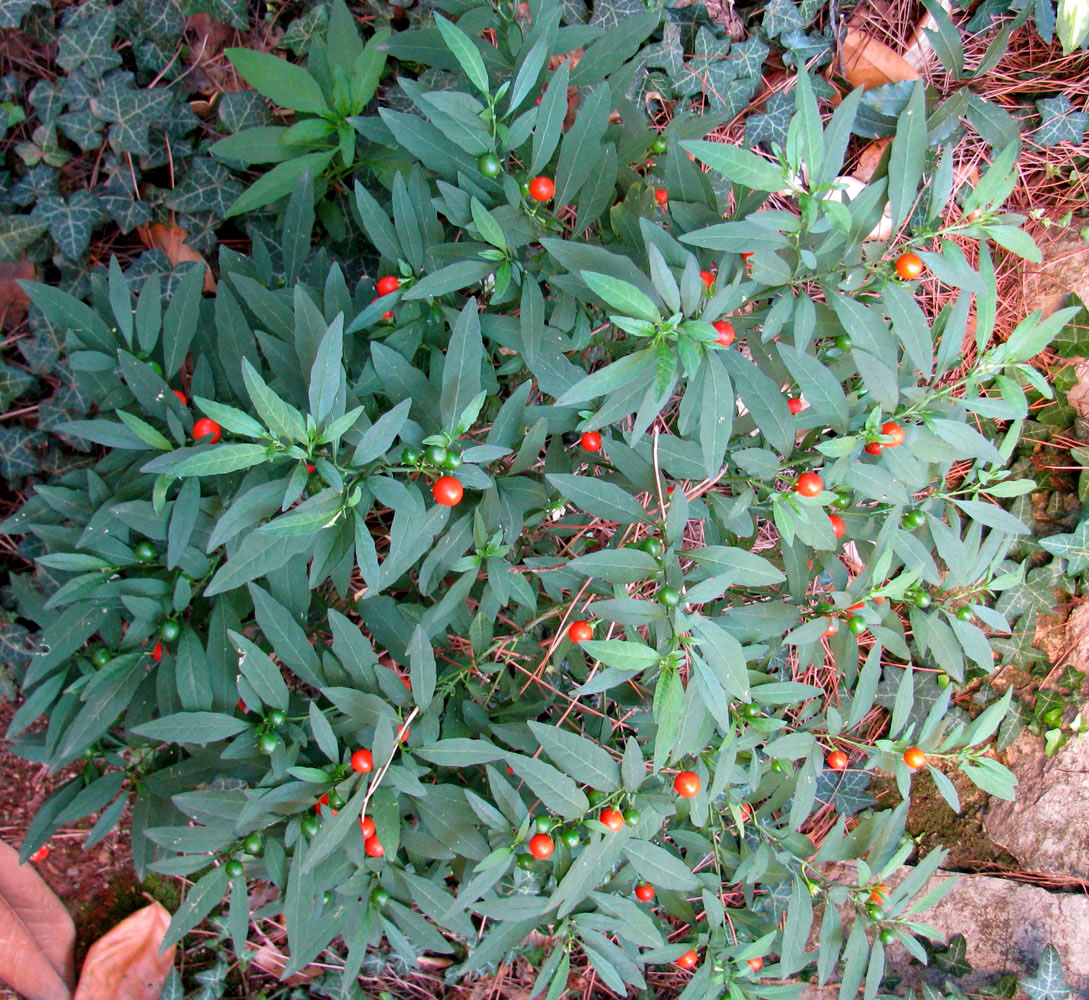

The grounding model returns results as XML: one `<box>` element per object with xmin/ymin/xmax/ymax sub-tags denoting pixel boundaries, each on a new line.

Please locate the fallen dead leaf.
<box><xmin>840</xmin><ymin>28</ymin><xmax>920</xmax><ymax>89</ymax></box>
<box><xmin>852</xmin><ymin>138</ymin><xmax>891</xmax><ymax>182</ymax></box>
<box><xmin>0</xmin><ymin>838</ymin><xmax>76</xmax><ymax>1000</ymax></box>
<box><xmin>247</xmin><ymin>942</ymin><xmax>324</xmax><ymax>987</ymax></box>
<box><xmin>1022</xmin><ymin>237</ymin><xmax>1089</xmax><ymax>319</ymax></box>
<box><xmin>0</xmin><ymin>260</ymin><xmax>34</xmax><ymax>330</ymax></box>
<box><xmin>136</xmin><ymin>224</ymin><xmax>216</xmax><ymax>293</ymax></box>
<box><xmin>902</xmin><ymin>0</ymin><xmax>952</xmax><ymax>70</ymax></box>
<box><xmin>72</xmin><ymin>902</ymin><xmax>175</xmax><ymax>1000</ymax></box>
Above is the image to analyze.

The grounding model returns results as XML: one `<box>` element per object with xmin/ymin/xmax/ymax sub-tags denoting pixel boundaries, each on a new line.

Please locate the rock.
<box><xmin>804</xmin><ymin>863</ymin><xmax>1089</xmax><ymax>997</ymax></box>
<box><xmin>984</xmin><ymin>730</ymin><xmax>1089</xmax><ymax>879</ymax></box>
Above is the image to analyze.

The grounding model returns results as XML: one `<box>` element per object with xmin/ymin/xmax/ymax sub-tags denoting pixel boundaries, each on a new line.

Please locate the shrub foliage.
<box><xmin>1</xmin><ymin>0</ymin><xmax>1071</xmax><ymax>995</ymax></box>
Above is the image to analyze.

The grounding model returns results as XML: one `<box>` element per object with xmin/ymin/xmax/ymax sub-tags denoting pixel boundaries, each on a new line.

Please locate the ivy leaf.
<box><xmin>0</xmin><ymin>214</ymin><xmax>48</xmax><ymax>260</ymax></box>
<box><xmin>0</xmin><ymin>425</ymin><xmax>45</xmax><ymax>479</ymax></box>
<box><xmin>179</xmin><ymin>0</ymin><xmax>248</xmax><ymax>29</ymax></box>
<box><xmin>90</xmin><ymin>73</ymin><xmax>176</xmax><ymax>156</ymax></box>
<box><xmin>590</xmin><ymin>0</ymin><xmax>647</xmax><ymax>30</ymax></box>
<box><xmin>32</xmin><ymin>191</ymin><xmax>105</xmax><ymax>259</ymax></box>
<box><xmin>814</xmin><ymin>768</ymin><xmax>875</xmax><ymax>816</ymax></box>
<box><xmin>745</xmin><ymin>89</ymin><xmax>795</xmax><ymax>148</ymax></box>
<box><xmin>27</xmin><ymin>82</ymin><xmax>66</xmax><ymax>132</ymax></box>
<box><xmin>1039</xmin><ymin>519</ymin><xmax>1089</xmax><ymax>574</ymax></box>
<box><xmin>57</xmin><ymin>109</ymin><xmax>103</xmax><ymax>151</ymax></box>
<box><xmin>165</xmin><ymin>157</ymin><xmax>244</xmax><ymax>217</ymax></box>
<box><xmin>1020</xmin><ymin>945</ymin><xmax>1070</xmax><ymax>1000</ymax></box>
<box><xmin>0</xmin><ymin>362</ymin><xmax>34</xmax><ymax>410</ymax></box>
<box><xmin>1032</xmin><ymin>95</ymin><xmax>1088</xmax><ymax>148</ymax></box>
<box><xmin>729</xmin><ymin>37</ymin><xmax>772</xmax><ymax>80</ymax></box>
<box><xmin>56</xmin><ymin>6</ymin><xmax>122</xmax><ymax>81</ymax></box>
<box><xmin>98</xmin><ymin>185</ymin><xmax>152</xmax><ymax>234</ymax></box>
<box><xmin>0</xmin><ymin>0</ymin><xmax>49</xmax><ymax>30</ymax></box>
<box><xmin>763</xmin><ymin>0</ymin><xmax>807</xmax><ymax>38</ymax></box>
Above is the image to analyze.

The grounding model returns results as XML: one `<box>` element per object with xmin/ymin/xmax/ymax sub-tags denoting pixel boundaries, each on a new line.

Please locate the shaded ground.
<box><xmin>0</xmin><ymin>698</ymin><xmax>179</xmax><ymax>979</ymax></box>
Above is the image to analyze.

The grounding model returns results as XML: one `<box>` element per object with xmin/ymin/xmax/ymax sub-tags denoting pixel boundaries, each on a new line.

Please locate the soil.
<box><xmin>0</xmin><ymin>698</ymin><xmax>179</xmax><ymax>991</ymax></box>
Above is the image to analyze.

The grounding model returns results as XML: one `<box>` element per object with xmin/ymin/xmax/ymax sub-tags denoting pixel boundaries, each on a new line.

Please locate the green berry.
<box><xmin>257</xmin><ymin>733</ymin><xmax>280</xmax><ymax>754</ymax></box>
<box><xmin>623</xmin><ymin>808</ymin><xmax>641</xmax><ymax>826</ymax></box>
<box><xmin>535</xmin><ymin>815</ymin><xmax>553</xmax><ymax>833</ymax></box>
<box><xmin>243</xmin><ymin>833</ymin><xmax>263</xmax><ymax>854</ymax></box>
<box><xmin>866</xmin><ymin>903</ymin><xmax>883</xmax><ymax>920</ymax></box>
<box><xmin>560</xmin><ymin>828</ymin><xmax>580</xmax><ymax>848</ymax></box>
<box><xmin>659</xmin><ymin>586</ymin><xmax>681</xmax><ymax>607</ymax></box>
<box><xmin>327</xmin><ymin>790</ymin><xmax>346</xmax><ymax>810</ymax></box>
<box><xmin>300</xmin><ymin>814</ymin><xmax>321</xmax><ymax>837</ymax></box>
<box><xmin>477</xmin><ymin>152</ymin><xmax>501</xmax><ymax>177</ymax></box>
<box><xmin>91</xmin><ymin>648</ymin><xmax>111</xmax><ymax>668</ymax></box>
<box><xmin>159</xmin><ymin>620</ymin><xmax>180</xmax><ymax>642</ymax></box>
<box><xmin>401</xmin><ymin>448</ymin><xmax>420</xmax><ymax>465</ymax></box>
<box><xmin>832</xmin><ymin>492</ymin><xmax>853</xmax><ymax>510</ymax></box>
<box><xmin>913</xmin><ymin>592</ymin><xmax>932</xmax><ymax>609</ymax></box>
<box><xmin>903</xmin><ymin>509</ymin><xmax>926</xmax><ymax>529</ymax></box>
<box><xmin>266</xmin><ymin>709</ymin><xmax>287</xmax><ymax>728</ymax></box>
<box><xmin>443</xmin><ymin>451</ymin><xmax>463</xmax><ymax>470</ymax></box>
<box><xmin>517</xmin><ymin>854</ymin><xmax>536</xmax><ymax>870</ymax></box>
<box><xmin>370</xmin><ymin>886</ymin><xmax>390</xmax><ymax>906</ymax></box>
<box><xmin>424</xmin><ymin>445</ymin><xmax>448</xmax><ymax>467</ymax></box>
<box><xmin>640</xmin><ymin>537</ymin><xmax>663</xmax><ymax>556</ymax></box>
<box><xmin>879</xmin><ymin>928</ymin><xmax>896</xmax><ymax>944</ymax></box>
<box><xmin>847</xmin><ymin>616</ymin><xmax>867</xmax><ymax>636</ymax></box>
<box><xmin>936</xmin><ymin>673</ymin><xmax>951</xmax><ymax>689</ymax></box>
<box><xmin>834</xmin><ymin>333</ymin><xmax>852</xmax><ymax>351</ymax></box>
<box><xmin>147</xmin><ymin>361</ymin><xmax>163</xmax><ymax>377</ymax></box>
<box><xmin>134</xmin><ymin>541</ymin><xmax>157</xmax><ymax>563</ymax></box>
<box><xmin>741</xmin><ymin>703</ymin><xmax>761</xmax><ymax>719</ymax></box>
<box><xmin>519</xmin><ymin>179</ymin><xmax>531</xmax><ymax>197</ymax></box>
<box><xmin>770</xmin><ymin>759</ymin><xmax>784</xmax><ymax>773</ymax></box>
<box><xmin>650</xmin><ymin>136</ymin><xmax>668</xmax><ymax>154</ymax></box>
<box><xmin>956</xmin><ymin>605</ymin><xmax>973</xmax><ymax>621</ymax></box>
<box><xmin>225</xmin><ymin>859</ymin><xmax>244</xmax><ymax>878</ymax></box>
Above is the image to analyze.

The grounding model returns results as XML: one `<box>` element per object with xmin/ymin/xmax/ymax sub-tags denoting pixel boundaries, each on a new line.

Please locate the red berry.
<box><xmin>580</xmin><ymin>430</ymin><xmax>602</xmax><ymax>452</ymax></box>
<box><xmin>675</xmin><ymin>949</ymin><xmax>699</xmax><ymax>970</ymax></box>
<box><xmin>634</xmin><ymin>882</ymin><xmax>655</xmax><ymax>901</ymax></box>
<box><xmin>655</xmin><ymin>188</ymin><xmax>669</xmax><ymax>204</ymax></box>
<box><xmin>351</xmin><ymin>748</ymin><xmax>374</xmax><ymax>773</ymax></box>
<box><xmin>432</xmin><ymin>476</ymin><xmax>464</xmax><ymax>506</ymax></box>
<box><xmin>895</xmin><ymin>252</ymin><xmax>924</xmax><ymax>280</ymax></box>
<box><xmin>795</xmin><ymin>472</ymin><xmax>824</xmax><ymax>497</ymax></box>
<box><xmin>864</xmin><ymin>441</ymin><xmax>883</xmax><ymax>455</ymax></box>
<box><xmin>823</xmin><ymin>618</ymin><xmax>839</xmax><ymax>637</ymax></box>
<box><xmin>360</xmin><ymin>815</ymin><xmax>376</xmax><ymax>838</ymax></box>
<box><xmin>787</xmin><ymin>397</ymin><xmax>804</xmax><ymax>414</ymax></box>
<box><xmin>192</xmin><ymin>418</ymin><xmax>221</xmax><ymax>443</ymax></box>
<box><xmin>30</xmin><ymin>845</ymin><xmax>50</xmax><ymax>862</ymax></box>
<box><xmin>568</xmin><ymin>620</ymin><xmax>593</xmax><ymax>643</ymax></box>
<box><xmin>376</xmin><ymin>275</ymin><xmax>400</xmax><ymax>296</ymax></box>
<box><xmin>673</xmin><ymin>770</ymin><xmax>701</xmax><ymax>798</ymax></box>
<box><xmin>748</xmin><ymin>957</ymin><xmax>764</xmax><ymax>973</ymax></box>
<box><xmin>903</xmin><ymin>746</ymin><xmax>927</xmax><ymax>769</ymax></box>
<box><xmin>528</xmin><ymin>833</ymin><xmax>555</xmax><ymax>859</ymax></box>
<box><xmin>172</xmin><ymin>390</ymin><xmax>187</xmax><ymax>405</ymax></box>
<box><xmin>713</xmin><ymin>320</ymin><xmax>735</xmax><ymax>347</ymax></box>
<box><xmin>150</xmin><ymin>640</ymin><xmax>163</xmax><ymax>661</ymax></box>
<box><xmin>528</xmin><ymin>176</ymin><xmax>555</xmax><ymax>202</ymax></box>
<box><xmin>364</xmin><ymin>835</ymin><xmax>385</xmax><ymax>857</ymax></box>
<box><xmin>881</xmin><ymin>421</ymin><xmax>904</xmax><ymax>447</ymax></box>
<box><xmin>306</xmin><ymin>463</ymin><xmax>316</xmax><ymax>473</ymax></box>
<box><xmin>600</xmin><ymin>808</ymin><xmax>625</xmax><ymax>831</ymax></box>
<box><xmin>826</xmin><ymin>750</ymin><xmax>848</xmax><ymax>770</ymax></box>
<box><xmin>699</xmin><ymin>269</ymin><xmax>714</xmax><ymax>289</ymax></box>
<box><xmin>829</xmin><ymin>514</ymin><xmax>846</xmax><ymax>539</ymax></box>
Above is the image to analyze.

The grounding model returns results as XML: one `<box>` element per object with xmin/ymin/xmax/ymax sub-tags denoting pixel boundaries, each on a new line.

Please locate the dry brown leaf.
<box><xmin>852</xmin><ymin>139</ymin><xmax>892</xmax><ymax>182</ymax></box>
<box><xmin>247</xmin><ymin>942</ymin><xmax>324</xmax><ymax>987</ymax></box>
<box><xmin>0</xmin><ymin>260</ymin><xmax>34</xmax><ymax>330</ymax></box>
<box><xmin>136</xmin><ymin>224</ymin><xmax>216</xmax><ymax>293</ymax></box>
<box><xmin>72</xmin><ymin>902</ymin><xmax>175</xmax><ymax>1000</ymax></box>
<box><xmin>840</xmin><ymin>28</ymin><xmax>920</xmax><ymax>89</ymax></box>
<box><xmin>0</xmin><ymin>839</ymin><xmax>76</xmax><ymax>1000</ymax></box>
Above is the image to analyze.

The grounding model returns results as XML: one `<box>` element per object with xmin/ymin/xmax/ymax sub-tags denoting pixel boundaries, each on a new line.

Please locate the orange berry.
<box><xmin>600</xmin><ymin>808</ymin><xmax>625</xmax><ymax>831</ymax></box>
<box><xmin>699</xmin><ymin>269</ymin><xmax>714</xmax><ymax>289</ymax></box>
<box><xmin>826</xmin><ymin>750</ymin><xmax>848</xmax><ymax>770</ymax></box>
<box><xmin>655</xmin><ymin>188</ymin><xmax>669</xmax><ymax>204</ymax></box>
<box><xmin>895</xmin><ymin>252</ymin><xmax>924</xmax><ymax>280</ymax></box>
<box><xmin>528</xmin><ymin>176</ymin><xmax>555</xmax><ymax>202</ymax></box>
<box><xmin>864</xmin><ymin>441</ymin><xmax>883</xmax><ymax>455</ymax></box>
<box><xmin>172</xmin><ymin>390</ymin><xmax>187</xmax><ymax>405</ymax></box>
<box><xmin>787</xmin><ymin>397</ymin><xmax>804</xmax><ymax>414</ymax></box>
<box><xmin>795</xmin><ymin>472</ymin><xmax>823</xmax><ymax>497</ymax></box>
<box><xmin>376</xmin><ymin>275</ymin><xmax>400</xmax><ymax>295</ymax></box>
<box><xmin>675</xmin><ymin>949</ymin><xmax>699</xmax><ymax>970</ymax></box>
<box><xmin>634</xmin><ymin>882</ymin><xmax>655</xmax><ymax>901</ymax></box>
<box><xmin>580</xmin><ymin>430</ymin><xmax>602</xmax><ymax>452</ymax></box>
<box><xmin>192</xmin><ymin>418</ymin><xmax>221</xmax><ymax>443</ymax></box>
<box><xmin>881</xmin><ymin>421</ymin><xmax>904</xmax><ymax>447</ymax></box>
<box><xmin>748</xmin><ymin>957</ymin><xmax>764</xmax><ymax>972</ymax></box>
<box><xmin>568</xmin><ymin>620</ymin><xmax>593</xmax><ymax>643</ymax></box>
<box><xmin>903</xmin><ymin>746</ymin><xmax>927</xmax><ymax>770</ymax></box>
<box><xmin>673</xmin><ymin>770</ymin><xmax>701</xmax><ymax>798</ymax></box>
<box><xmin>823</xmin><ymin>618</ymin><xmax>838</xmax><ymax>637</ymax></box>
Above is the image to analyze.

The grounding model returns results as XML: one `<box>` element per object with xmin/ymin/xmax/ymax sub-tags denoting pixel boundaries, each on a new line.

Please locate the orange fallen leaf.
<box><xmin>0</xmin><ymin>260</ymin><xmax>35</xmax><ymax>330</ymax></box>
<box><xmin>0</xmin><ymin>838</ymin><xmax>76</xmax><ymax>1000</ymax></box>
<box><xmin>72</xmin><ymin>902</ymin><xmax>175</xmax><ymax>1000</ymax></box>
<box><xmin>852</xmin><ymin>139</ymin><xmax>892</xmax><ymax>182</ymax></box>
<box><xmin>247</xmin><ymin>942</ymin><xmax>324</xmax><ymax>987</ymax></box>
<box><xmin>840</xmin><ymin>28</ymin><xmax>920</xmax><ymax>89</ymax></box>
<box><xmin>136</xmin><ymin>223</ymin><xmax>216</xmax><ymax>293</ymax></box>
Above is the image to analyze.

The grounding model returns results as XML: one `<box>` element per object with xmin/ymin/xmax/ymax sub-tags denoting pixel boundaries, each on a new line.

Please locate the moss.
<box><xmin>71</xmin><ymin>870</ymin><xmax>184</xmax><ymax>962</ymax></box>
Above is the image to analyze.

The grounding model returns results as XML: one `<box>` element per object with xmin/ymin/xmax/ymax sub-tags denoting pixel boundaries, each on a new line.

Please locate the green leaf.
<box><xmin>1020</xmin><ymin>945</ymin><xmax>1071</xmax><ymax>1000</ymax></box>
<box><xmin>546</xmin><ymin>474</ymin><xmax>650</xmax><ymax>524</ymax></box>
<box><xmin>32</xmin><ymin>192</ymin><xmax>103</xmax><ymax>260</ymax></box>
<box><xmin>351</xmin><ymin>28</ymin><xmax>390</xmax><ymax>112</ymax></box>
<box><xmin>567</xmin><ymin>548</ymin><xmax>659</xmax><ymax>585</ymax></box>
<box><xmin>211</xmin><ymin>127</ymin><xmax>296</xmax><ymax>165</ymax></box>
<box><xmin>204</xmin><ymin>531</ymin><xmax>311</xmax><ymax>596</ymax></box>
<box><xmin>528</xmin><ymin>721</ymin><xmax>620</xmax><ymax>792</ymax></box>
<box><xmin>226</xmin><ymin>48</ymin><xmax>330</xmax><ymax>114</ymax></box>
<box><xmin>441</xmin><ymin>298</ymin><xmax>484</xmax><ymax>433</ymax></box>
<box><xmin>1057</xmin><ymin>0</ymin><xmax>1089</xmax><ymax>54</ymax></box>
<box><xmin>506</xmin><ymin>753</ymin><xmax>589</xmax><ymax>819</ymax></box>
<box><xmin>581</xmin><ymin>271</ymin><xmax>660</xmax><ymax>323</ymax></box>
<box><xmin>0</xmin><ymin>214</ymin><xmax>48</xmax><ymax>261</ymax></box>
<box><xmin>229</xmin><ymin>630</ymin><xmax>290</xmax><ymax>710</ymax></box>
<box><xmin>166</xmin><ymin>157</ymin><xmax>247</xmax><ymax>215</ymax></box>
<box><xmin>57</xmin><ymin>6</ymin><xmax>121</xmax><ymax>80</ymax></box>
<box><xmin>434</xmin><ymin>15</ymin><xmax>490</xmax><ymax>97</ymax></box>
<box><xmin>1038</xmin><ymin>518</ymin><xmax>1089</xmax><ymax>573</ymax></box>
<box><xmin>682</xmin><ymin>140</ymin><xmax>784</xmax><ymax>192</ymax></box>
<box><xmin>530</xmin><ymin>60</ymin><xmax>569</xmax><ymax>175</ymax></box>
<box><xmin>622</xmin><ymin>840</ymin><xmax>699</xmax><ymax>890</ymax></box>
<box><xmin>887</xmin><ymin>83</ymin><xmax>926</xmax><ymax>227</ymax></box>
<box><xmin>308</xmin><ymin>314</ymin><xmax>344</xmax><ymax>425</ymax></box>
<box><xmin>402</xmin><ymin>260</ymin><xmax>494</xmax><ymax>300</ymax></box>
<box><xmin>90</xmin><ymin>74</ymin><xmax>176</xmax><ymax>156</ymax></box>
<box><xmin>132</xmin><ymin>711</ymin><xmax>251</xmax><ymax>744</ymax></box>
<box><xmin>351</xmin><ymin>398</ymin><xmax>410</xmax><ymax>464</ymax></box>
<box><xmin>152</xmin><ymin>443</ymin><xmax>270</xmax><ymax>478</ymax></box>
<box><xmin>225</xmin><ymin>151</ymin><xmax>336</xmax><ymax>218</ymax></box>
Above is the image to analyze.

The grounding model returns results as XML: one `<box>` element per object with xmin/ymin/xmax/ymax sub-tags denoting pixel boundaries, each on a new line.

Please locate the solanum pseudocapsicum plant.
<box><xmin>1</xmin><ymin>0</ymin><xmax>1071</xmax><ymax>995</ymax></box>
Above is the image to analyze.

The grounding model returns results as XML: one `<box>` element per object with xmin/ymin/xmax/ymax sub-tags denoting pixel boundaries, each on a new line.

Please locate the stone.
<box><xmin>984</xmin><ymin>730</ymin><xmax>1089</xmax><ymax>880</ymax></box>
